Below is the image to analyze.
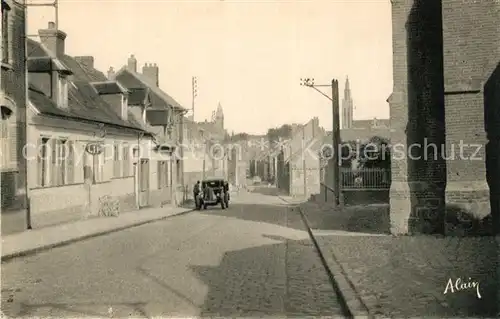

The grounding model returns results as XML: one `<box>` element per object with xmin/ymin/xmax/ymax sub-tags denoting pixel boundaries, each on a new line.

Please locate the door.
<box><xmin>137</xmin><ymin>158</ymin><xmax>150</xmax><ymax>207</ymax></box>
<box><xmin>83</xmin><ymin>152</ymin><xmax>94</xmax><ymax>215</ymax></box>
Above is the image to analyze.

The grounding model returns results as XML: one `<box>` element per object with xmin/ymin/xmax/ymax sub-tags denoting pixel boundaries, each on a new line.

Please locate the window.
<box><xmin>54</xmin><ymin>139</ymin><xmax>67</xmax><ymax>186</ymax></box>
<box><xmin>37</xmin><ymin>138</ymin><xmax>74</xmax><ymax>187</ymax></box>
<box><xmin>1</xmin><ymin>0</ymin><xmax>10</xmax><ymax>64</ymax></box>
<box><xmin>57</xmin><ymin>75</ymin><xmax>69</xmax><ymax>108</ymax></box>
<box><xmin>0</xmin><ymin>105</ymin><xmax>15</xmax><ymax>168</ymax></box>
<box><xmin>113</xmin><ymin>144</ymin><xmax>120</xmax><ymax>178</ymax></box>
<box><xmin>122</xmin><ymin>144</ymin><xmax>130</xmax><ymax>177</ymax></box>
<box><xmin>157</xmin><ymin>160</ymin><xmax>168</xmax><ymax>189</ymax></box>
<box><xmin>37</xmin><ymin>138</ymin><xmax>50</xmax><ymax>187</ymax></box>
<box><xmin>0</xmin><ymin>114</ymin><xmax>8</xmax><ymax>168</ymax></box>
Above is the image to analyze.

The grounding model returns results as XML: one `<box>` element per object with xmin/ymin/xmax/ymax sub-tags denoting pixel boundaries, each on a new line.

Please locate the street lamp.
<box><xmin>300</xmin><ymin>77</ymin><xmax>341</xmax><ymax>207</ymax></box>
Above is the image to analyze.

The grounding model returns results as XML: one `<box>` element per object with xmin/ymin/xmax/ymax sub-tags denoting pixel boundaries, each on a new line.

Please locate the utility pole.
<box><xmin>192</xmin><ymin>76</ymin><xmax>197</xmax><ymax>121</ymax></box>
<box><xmin>300</xmin><ymin>77</ymin><xmax>341</xmax><ymax>207</ymax></box>
<box><xmin>302</xmin><ymin>126</ymin><xmax>307</xmax><ymax>199</ymax></box>
<box><xmin>331</xmin><ymin>79</ymin><xmax>341</xmax><ymax>207</ymax></box>
<box><xmin>22</xmin><ymin>0</ymin><xmax>60</xmax><ymax>229</ymax></box>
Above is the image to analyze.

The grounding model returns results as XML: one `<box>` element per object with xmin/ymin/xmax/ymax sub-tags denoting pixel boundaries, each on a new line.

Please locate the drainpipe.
<box><xmin>136</xmin><ymin>131</ymin><xmax>144</xmax><ymax>209</ymax></box>
<box><xmin>178</xmin><ymin>110</ymin><xmax>186</xmax><ymax>203</ymax></box>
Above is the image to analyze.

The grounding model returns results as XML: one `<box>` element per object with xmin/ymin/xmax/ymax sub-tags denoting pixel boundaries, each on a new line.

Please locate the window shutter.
<box><xmin>36</xmin><ymin>137</ymin><xmax>43</xmax><ymax>187</ymax></box>
<box><xmin>122</xmin><ymin>144</ymin><xmax>129</xmax><ymax>177</ymax></box>
<box><xmin>67</xmin><ymin>140</ymin><xmax>74</xmax><ymax>184</ymax></box>
<box><xmin>50</xmin><ymin>139</ymin><xmax>58</xmax><ymax>186</ymax></box>
<box><xmin>103</xmin><ymin>143</ymin><xmax>112</xmax><ymax>181</ymax></box>
<box><xmin>113</xmin><ymin>144</ymin><xmax>120</xmax><ymax>178</ymax></box>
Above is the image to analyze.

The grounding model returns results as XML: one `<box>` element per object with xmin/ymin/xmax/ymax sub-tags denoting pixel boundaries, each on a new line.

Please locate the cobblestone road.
<box><xmin>1</xmin><ymin>193</ymin><xmax>347</xmax><ymax>318</ymax></box>
<box><xmin>300</xmin><ymin>201</ymin><xmax>499</xmax><ymax>318</ymax></box>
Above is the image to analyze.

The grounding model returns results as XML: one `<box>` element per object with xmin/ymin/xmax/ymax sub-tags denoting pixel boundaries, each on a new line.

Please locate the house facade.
<box><xmin>277</xmin><ymin>117</ymin><xmax>324</xmax><ymax>198</ymax></box>
<box><xmin>25</xmin><ymin>23</ymin><xmax>158</xmax><ymax>229</ymax></box>
<box><xmin>1</xmin><ymin>0</ymin><xmax>28</xmax><ymax>234</ymax></box>
<box><xmin>226</xmin><ymin>139</ymin><xmax>247</xmax><ymax>188</ymax></box>
<box><xmin>182</xmin><ymin>117</ymin><xmax>214</xmax><ymax>189</ymax></box>
<box><xmin>112</xmin><ymin>55</ymin><xmax>187</xmax><ymax>205</ymax></box>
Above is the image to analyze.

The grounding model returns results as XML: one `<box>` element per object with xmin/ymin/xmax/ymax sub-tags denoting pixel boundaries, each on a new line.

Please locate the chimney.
<box><xmin>127</xmin><ymin>54</ymin><xmax>137</xmax><ymax>72</ymax></box>
<box><xmin>142</xmin><ymin>62</ymin><xmax>159</xmax><ymax>87</ymax></box>
<box><xmin>38</xmin><ymin>21</ymin><xmax>67</xmax><ymax>57</ymax></box>
<box><xmin>74</xmin><ymin>56</ymin><xmax>94</xmax><ymax>69</ymax></box>
<box><xmin>107</xmin><ymin>67</ymin><xmax>115</xmax><ymax>80</ymax></box>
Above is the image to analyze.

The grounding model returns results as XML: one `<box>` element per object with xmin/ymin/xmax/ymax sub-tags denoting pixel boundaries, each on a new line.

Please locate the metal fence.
<box><xmin>340</xmin><ymin>168</ymin><xmax>391</xmax><ymax>190</ymax></box>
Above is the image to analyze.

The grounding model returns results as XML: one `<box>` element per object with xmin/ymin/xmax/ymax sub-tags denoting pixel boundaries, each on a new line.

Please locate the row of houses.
<box><xmin>1</xmin><ymin>5</ymin><xmax>234</xmax><ymax>234</ymax></box>
<box><xmin>249</xmin><ymin>113</ymin><xmax>391</xmax><ymax>199</ymax></box>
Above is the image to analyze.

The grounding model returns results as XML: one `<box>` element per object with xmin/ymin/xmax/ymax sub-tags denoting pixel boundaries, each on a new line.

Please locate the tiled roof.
<box><xmin>26</xmin><ymin>39</ymin><xmax>148</xmax><ymax>132</ymax></box>
<box><xmin>115</xmin><ymin>67</ymin><xmax>186</xmax><ymax>111</ymax></box>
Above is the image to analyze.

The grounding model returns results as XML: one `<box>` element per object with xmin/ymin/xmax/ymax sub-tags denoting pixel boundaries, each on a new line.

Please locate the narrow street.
<box><xmin>1</xmin><ymin>192</ymin><xmax>347</xmax><ymax>318</ymax></box>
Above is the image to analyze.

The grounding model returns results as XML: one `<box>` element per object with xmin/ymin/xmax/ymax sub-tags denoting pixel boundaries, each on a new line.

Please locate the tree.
<box><xmin>267</xmin><ymin>124</ymin><xmax>293</xmax><ymax>144</ymax></box>
<box><xmin>358</xmin><ymin>136</ymin><xmax>391</xmax><ymax>169</ymax></box>
<box><xmin>232</xmin><ymin>132</ymin><xmax>249</xmax><ymax>141</ymax></box>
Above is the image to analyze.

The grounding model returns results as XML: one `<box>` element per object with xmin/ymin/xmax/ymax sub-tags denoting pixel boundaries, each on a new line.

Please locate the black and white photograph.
<box><xmin>1</xmin><ymin>0</ymin><xmax>499</xmax><ymax>317</ymax></box>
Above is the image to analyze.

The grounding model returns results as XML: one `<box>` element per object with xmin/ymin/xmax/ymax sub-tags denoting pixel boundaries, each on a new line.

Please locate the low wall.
<box><xmin>30</xmin><ymin>183</ymin><xmax>87</xmax><ymax>228</ymax></box>
<box><xmin>319</xmin><ymin>183</ymin><xmax>389</xmax><ymax>206</ymax></box>
<box><xmin>29</xmin><ymin>177</ymin><xmax>136</xmax><ymax>229</ymax></box>
<box><xmin>150</xmin><ymin>187</ymin><xmax>173</xmax><ymax>207</ymax></box>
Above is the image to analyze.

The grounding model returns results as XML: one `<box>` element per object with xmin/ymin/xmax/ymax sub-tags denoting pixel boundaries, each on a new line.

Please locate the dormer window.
<box><xmin>1</xmin><ymin>0</ymin><xmax>11</xmax><ymax>65</ymax></box>
<box><xmin>121</xmin><ymin>94</ymin><xmax>128</xmax><ymax>121</ymax></box>
<box><xmin>57</xmin><ymin>74</ymin><xmax>68</xmax><ymax>108</ymax></box>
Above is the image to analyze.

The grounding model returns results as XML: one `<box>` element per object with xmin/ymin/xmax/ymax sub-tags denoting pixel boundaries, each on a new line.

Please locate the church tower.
<box><xmin>342</xmin><ymin>76</ymin><xmax>354</xmax><ymax>129</ymax></box>
<box><xmin>215</xmin><ymin>102</ymin><xmax>224</xmax><ymax>131</ymax></box>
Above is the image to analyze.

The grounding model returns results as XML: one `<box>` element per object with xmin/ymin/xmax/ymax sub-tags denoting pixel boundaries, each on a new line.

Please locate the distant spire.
<box><xmin>344</xmin><ymin>76</ymin><xmax>351</xmax><ymax>100</ymax></box>
<box><xmin>216</xmin><ymin>102</ymin><xmax>224</xmax><ymax>117</ymax></box>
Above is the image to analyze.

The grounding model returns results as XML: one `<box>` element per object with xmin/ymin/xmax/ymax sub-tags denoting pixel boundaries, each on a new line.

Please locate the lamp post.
<box><xmin>300</xmin><ymin>77</ymin><xmax>341</xmax><ymax>207</ymax></box>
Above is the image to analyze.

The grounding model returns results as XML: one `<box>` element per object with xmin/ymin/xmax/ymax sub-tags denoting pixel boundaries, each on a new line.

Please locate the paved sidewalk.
<box><xmin>299</xmin><ymin>201</ymin><xmax>499</xmax><ymax>318</ymax></box>
<box><xmin>1</xmin><ymin>205</ymin><xmax>193</xmax><ymax>262</ymax></box>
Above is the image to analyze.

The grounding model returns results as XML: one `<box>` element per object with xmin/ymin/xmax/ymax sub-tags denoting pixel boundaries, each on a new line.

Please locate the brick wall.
<box><xmin>390</xmin><ymin>0</ymin><xmax>499</xmax><ymax>235</ymax></box>
<box><xmin>442</xmin><ymin>0</ymin><xmax>499</xmax><ymax>222</ymax></box>
<box><xmin>390</xmin><ymin>0</ymin><xmax>446</xmax><ymax>234</ymax></box>
<box><xmin>1</xmin><ymin>0</ymin><xmax>27</xmax><ymax>232</ymax></box>
<box><xmin>287</xmin><ymin>118</ymin><xmax>323</xmax><ymax>198</ymax></box>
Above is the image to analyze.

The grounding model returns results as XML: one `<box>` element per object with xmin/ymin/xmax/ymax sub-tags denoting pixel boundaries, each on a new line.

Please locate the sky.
<box><xmin>27</xmin><ymin>0</ymin><xmax>393</xmax><ymax>135</ymax></box>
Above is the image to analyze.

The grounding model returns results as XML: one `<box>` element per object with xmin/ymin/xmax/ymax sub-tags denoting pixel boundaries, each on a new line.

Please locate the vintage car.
<box><xmin>196</xmin><ymin>178</ymin><xmax>230</xmax><ymax>210</ymax></box>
